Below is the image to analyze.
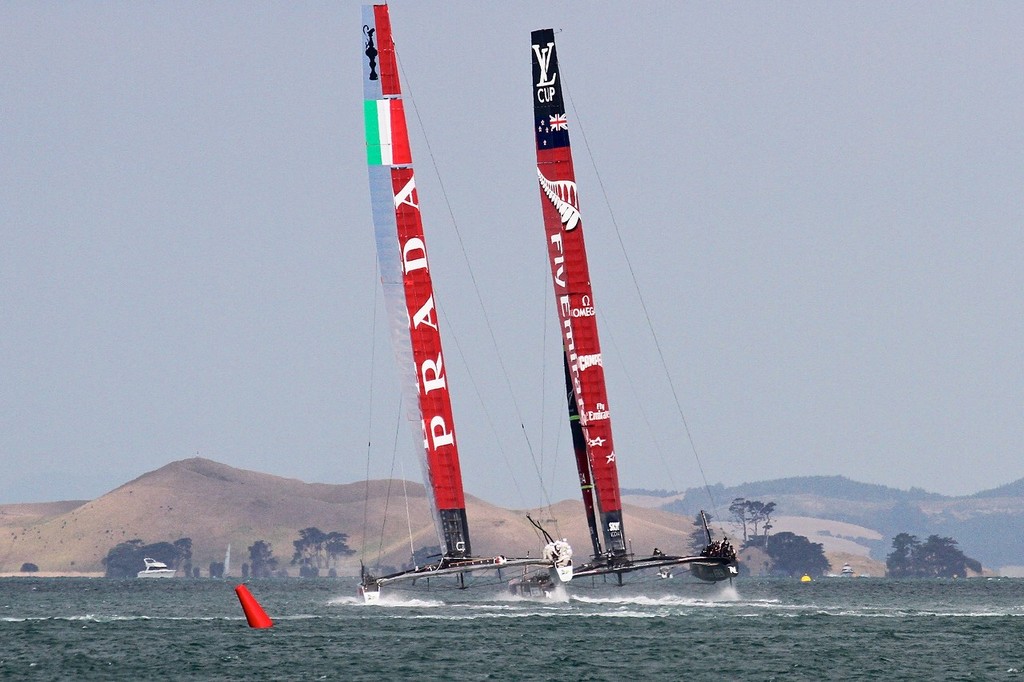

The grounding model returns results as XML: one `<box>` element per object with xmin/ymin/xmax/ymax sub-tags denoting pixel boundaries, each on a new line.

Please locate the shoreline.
<box><xmin>0</xmin><ymin>572</ymin><xmax>104</xmax><ymax>578</ymax></box>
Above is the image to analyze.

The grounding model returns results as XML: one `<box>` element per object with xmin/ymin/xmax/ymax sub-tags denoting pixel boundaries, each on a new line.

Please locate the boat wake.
<box><xmin>570</xmin><ymin>594</ymin><xmax>711</xmax><ymax>607</ymax></box>
<box><xmin>716</xmin><ymin>583</ymin><xmax>741</xmax><ymax>601</ymax></box>
<box><xmin>496</xmin><ymin>583</ymin><xmax>570</xmax><ymax>604</ymax></box>
<box><xmin>372</xmin><ymin>594</ymin><xmax>445</xmax><ymax>609</ymax></box>
<box><xmin>328</xmin><ymin>592</ymin><xmax>446</xmax><ymax>608</ymax></box>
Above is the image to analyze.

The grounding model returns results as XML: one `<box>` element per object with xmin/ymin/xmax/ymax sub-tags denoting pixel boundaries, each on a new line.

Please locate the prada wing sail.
<box><xmin>363</xmin><ymin>4</ymin><xmax>470</xmax><ymax>558</ymax></box>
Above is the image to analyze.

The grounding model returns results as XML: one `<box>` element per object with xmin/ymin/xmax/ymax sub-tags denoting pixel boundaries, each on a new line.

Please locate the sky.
<box><xmin>2</xmin><ymin>2</ymin><xmax>1022</xmax><ymax>509</ymax></box>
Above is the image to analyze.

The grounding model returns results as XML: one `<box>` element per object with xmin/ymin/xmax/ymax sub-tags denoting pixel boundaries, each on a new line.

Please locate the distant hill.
<box><xmin>624</xmin><ymin>475</ymin><xmax>1024</xmax><ymax>572</ymax></box>
<box><xmin>4</xmin><ymin>460</ymin><xmax>1022</xmax><ymax>577</ymax></box>
<box><xmin>0</xmin><ymin>458</ymin><xmax>698</xmax><ymax>577</ymax></box>
<box><xmin>973</xmin><ymin>479</ymin><xmax>1024</xmax><ymax>499</ymax></box>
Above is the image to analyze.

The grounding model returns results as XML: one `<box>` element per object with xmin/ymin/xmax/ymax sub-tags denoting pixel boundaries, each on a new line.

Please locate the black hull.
<box><xmin>689</xmin><ymin>560</ymin><xmax>738</xmax><ymax>583</ymax></box>
<box><xmin>507</xmin><ymin>569</ymin><xmax>561</xmax><ymax>598</ymax></box>
<box><xmin>360</xmin><ymin>554</ymin><xmax>559</xmax><ymax>600</ymax></box>
<box><xmin>572</xmin><ymin>553</ymin><xmax>737</xmax><ymax>584</ymax></box>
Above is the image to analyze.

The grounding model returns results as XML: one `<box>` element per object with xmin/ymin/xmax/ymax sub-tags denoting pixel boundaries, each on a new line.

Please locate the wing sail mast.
<box><xmin>363</xmin><ymin>4</ymin><xmax>470</xmax><ymax>559</ymax></box>
<box><xmin>529</xmin><ymin>29</ymin><xmax>738</xmax><ymax>583</ymax></box>
<box><xmin>531</xmin><ymin>29</ymin><xmax>626</xmax><ymax>559</ymax></box>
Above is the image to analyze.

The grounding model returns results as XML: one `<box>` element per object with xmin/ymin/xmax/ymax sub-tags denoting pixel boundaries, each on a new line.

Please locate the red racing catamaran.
<box><xmin>357</xmin><ymin>5</ymin><xmax>572</xmax><ymax>602</ymax></box>
<box><xmin>530</xmin><ymin>28</ymin><xmax>737</xmax><ymax>585</ymax></box>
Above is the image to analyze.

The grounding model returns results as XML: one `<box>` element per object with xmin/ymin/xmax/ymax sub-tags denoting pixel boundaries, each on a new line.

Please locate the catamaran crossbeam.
<box><xmin>361</xmin><ymin>554</ymin><xmax>570</xmax><ymax>602</ymax></box>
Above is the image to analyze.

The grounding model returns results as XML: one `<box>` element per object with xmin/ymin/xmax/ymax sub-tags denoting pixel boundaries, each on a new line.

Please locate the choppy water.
<box><xmin>2</xmin><ymin>575</ymin><xmax>1023</xmax><ymax>680</ymax></box>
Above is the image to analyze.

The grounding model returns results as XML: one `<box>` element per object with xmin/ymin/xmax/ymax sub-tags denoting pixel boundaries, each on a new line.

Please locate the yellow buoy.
<box><xmin>800</xmin><ymin>574</ymin><xmax>812</xmax><ymax>582</ymax></box>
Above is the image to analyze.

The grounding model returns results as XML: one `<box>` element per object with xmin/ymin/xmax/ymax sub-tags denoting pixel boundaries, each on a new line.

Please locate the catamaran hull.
<box><xmin>570</xmin><ymin>554</ymin><xmax>736</xmax><ymax>585</ymax></box>
<box><xmin>360</xmin><ymin>555</ymin><xmax>568</xmax><ymax>603</ymax></box>
<box><xmin>507</xmin><ymin>579</ymin><xmax>561</xmax><ymax>599</ymax></box>
<box><xmin>507</xmin><ymin>563</ymin><xmax>574</xmax><ymax>598</ymax></box>
<box><xmin>689</xmin><ymin>561</ymin><xmax>739</xmax><ymax>583</ymax></box>
<box><xmin>359</xmin><ymin>584</ymin><xmax>381</xmax><ymax>604</ymax></box>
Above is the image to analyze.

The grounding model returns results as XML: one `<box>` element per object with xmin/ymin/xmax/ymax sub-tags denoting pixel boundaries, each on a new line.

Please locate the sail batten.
<box><xmin>532</xmin><ymin>29</ymin><xmax>625</xmax><ymax>557</ymax></box>
<box><xmin>363</xmin><ymin>5</ymin><xmax>470</xmax><ymax>558</ymax></box>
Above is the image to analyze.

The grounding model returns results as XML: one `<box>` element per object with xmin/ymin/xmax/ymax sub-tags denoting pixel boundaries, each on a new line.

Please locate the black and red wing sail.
<box><xmin>532</xmin><ymin>28</ymin><xmax>625</xmax><ymax>556</ymax></box>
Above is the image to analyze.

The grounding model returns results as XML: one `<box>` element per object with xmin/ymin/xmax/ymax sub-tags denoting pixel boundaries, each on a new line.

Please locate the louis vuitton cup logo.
<box><xmin>533</xmin><ymin>41</ymin><xmax>557</xmax><ymax>103</ymax></box>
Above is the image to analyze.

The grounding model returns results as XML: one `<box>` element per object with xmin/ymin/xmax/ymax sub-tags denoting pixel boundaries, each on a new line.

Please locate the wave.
<box><xmin>815</xmin><ymin>609</ymin><xmax>1024</xmax><ymax>618</ymax></box>
<box><xmin>399</xmin><ymin>605</ymin><xmax>761</xmax><ymax>621</ymax></box>
<box><xmin>1</xmin><ymin>614</ymin><xmax>224</xmax><ymax>623</ymax></box>
<box><xmin>568</xmin><ymin>592</ymin><xmax>771</xmax><ymax>608</ymax></box>
<box><xmin>336</xmin><ymin>593</ymin><xmax>446</xmax><ymax>608</ymax></box>
<box><xmin>571</xmin><ymin>594</ymin><xmax>704</xmax><ymax>606</ymax></box>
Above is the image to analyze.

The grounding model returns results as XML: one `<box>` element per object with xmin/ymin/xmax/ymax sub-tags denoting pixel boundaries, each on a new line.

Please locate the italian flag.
<box><xmin>364</xmin><ymin>98</ymin><xmax>411</xmax><ymax>166</ymax></box>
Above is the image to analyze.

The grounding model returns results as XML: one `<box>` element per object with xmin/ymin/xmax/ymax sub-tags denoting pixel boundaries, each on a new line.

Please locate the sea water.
<box><xmin>2</xmin><ymin>575</ymin><xmax>1023</xmax><ymax>680</ymax></box>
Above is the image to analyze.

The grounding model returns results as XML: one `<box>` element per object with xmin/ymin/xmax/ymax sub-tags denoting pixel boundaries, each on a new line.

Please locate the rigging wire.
<box><xmin>561</xmin><ymin>63</ymin><xmax>723</xmax><ymax>525</ymax></box>
<box><xmin>538</xmin><ymin>270</ymin><xmax>548</xmax><ymax>496</ymax></box>
<box><xmin>537</xmin><ymin>267</ymin><xmax>567</xmax><ymax>538</ymax></box>
<box><xmin>400</xmin><ymin>462</ymin><xmax>416</xmax><ymax>564</ymax></box>
<box><xmin>397</xmin><ymin>50</ymin><xmax>557</xmax><ymax>513</ymax></box>
<box><xmin>434</xmin><ymin>305</ymin><xmax>526</xmax><ymax>505</ymax></box>
<box><xmin>361</xmin><ymin>264</ymin><xmax>381</xmax><ymax>569</ymax></box>
<box><xmin>374</xmin><ymin>396</ymin><xmax>405</xmax><ymax>571</ymax></box>
<box><xmin>539</xmin><ymin>269</ymin><xmax>560</xmax><ymax>531</ymax></box>
<box><xmin>601</xmin><ymin>324</ymin><xmax>678</xmax><ymax>492</ymax></box>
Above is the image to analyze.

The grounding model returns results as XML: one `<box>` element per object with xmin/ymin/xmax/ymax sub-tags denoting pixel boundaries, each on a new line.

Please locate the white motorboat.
<box><xmin>137</xmin><ymin>557</ymin><xmax>176</xmax><ymax>578</ymax></box>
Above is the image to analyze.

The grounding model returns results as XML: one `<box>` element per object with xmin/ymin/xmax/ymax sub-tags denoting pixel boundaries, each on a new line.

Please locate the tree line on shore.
<box><xmin>100</xmin><ymin>527</ymin><xmax>355</xmax><ymax>578</ymax></box>
<box><xmin>75</xmin><ymin>508</ymin><xmax>987</xmax><ymax>580</ymax></box>
<box><xmin>711</xmin><ymin>497</ymin><xmax>832</xmax><ymax>577</ymax></box>
<box><xmin>704</xmin><ymin>498</ymin><xmax>982</xmax><ymax>578</ymax></box>
<box><xmin>885</xmin><ymin>533</ymin><xmax>981</xmax><ymax>578</ymax></box>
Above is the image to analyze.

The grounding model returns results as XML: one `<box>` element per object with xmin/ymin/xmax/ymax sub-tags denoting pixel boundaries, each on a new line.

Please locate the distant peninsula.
<box><xmin>2</xmin><ymin>458</ymin><xmax>1022</xmax><ymax>577</ymax></box>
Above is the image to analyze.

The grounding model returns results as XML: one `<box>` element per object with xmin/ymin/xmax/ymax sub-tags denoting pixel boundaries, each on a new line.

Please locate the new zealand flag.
<box><xmin>536</xmin><ymin>112</ymin><xmax>570</xmax><ymax>150</ymax></box>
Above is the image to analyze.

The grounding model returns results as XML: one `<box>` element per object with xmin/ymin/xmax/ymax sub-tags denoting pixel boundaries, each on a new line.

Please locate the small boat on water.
<box><xmin>137</xmin><ymin>557</ymin><xmax>176</xmax><ymax>578</ymax></box>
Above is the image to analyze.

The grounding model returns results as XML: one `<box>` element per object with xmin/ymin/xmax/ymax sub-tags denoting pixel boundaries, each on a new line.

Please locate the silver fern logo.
<box><xmin>537</xmin><ymin>168</ymin><xmax>581</xmax><ymax>230</ymax></box>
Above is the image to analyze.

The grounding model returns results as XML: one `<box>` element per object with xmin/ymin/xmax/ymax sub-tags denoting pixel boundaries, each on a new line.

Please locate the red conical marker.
<box><xmin>235</xmin><ymin>584</ymin><xmax>273</xmax><ymax>629</ymax></box>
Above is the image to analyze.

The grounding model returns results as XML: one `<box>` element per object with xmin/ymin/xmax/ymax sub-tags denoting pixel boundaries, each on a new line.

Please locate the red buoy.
<box><xmin>235</xmin><ymin>584</ymin><xmax>273</xmax><ymax>629</ymax></box>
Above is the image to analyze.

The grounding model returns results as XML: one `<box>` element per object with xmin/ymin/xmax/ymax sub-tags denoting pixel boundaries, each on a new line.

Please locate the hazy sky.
<box><xmin>2</xmin><ymin>2</ymin><xmax>1021</xmax><ymax>509</ymax></box>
